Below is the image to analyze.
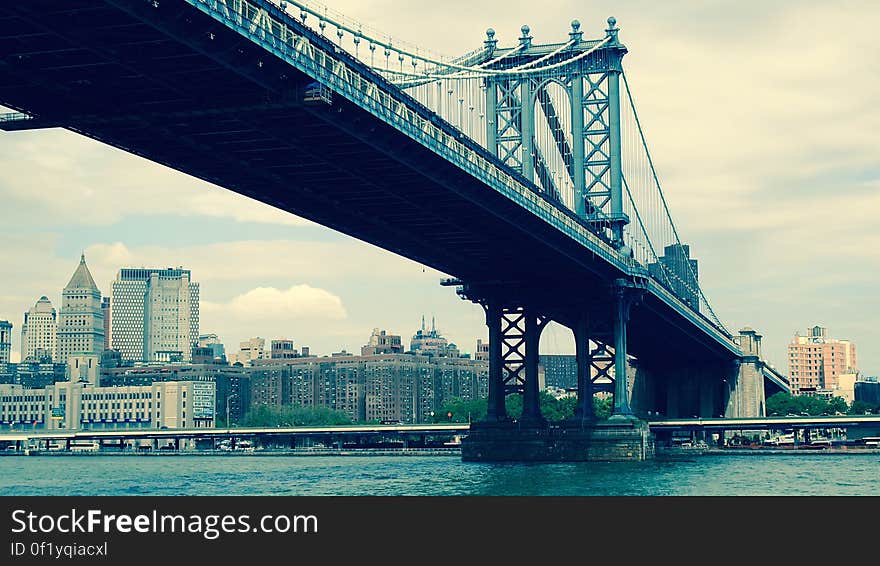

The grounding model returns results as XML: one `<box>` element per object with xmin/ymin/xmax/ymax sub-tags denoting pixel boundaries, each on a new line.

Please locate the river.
<box><xmin>1</xmin><ymin>452</ymin><xmax>878</xmax><ymax>496</ymax></box>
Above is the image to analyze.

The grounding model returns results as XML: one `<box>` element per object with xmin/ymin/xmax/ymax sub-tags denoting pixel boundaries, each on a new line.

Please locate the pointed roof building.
<box><xmin>65</xmin><ymin>252</ymin><xmax>99</xmax><ymax>291</ymax></box>
<box><xmin>57</xmin><ymin>253</ymin><xmax>104</xmax><ymax>364</ymax></box>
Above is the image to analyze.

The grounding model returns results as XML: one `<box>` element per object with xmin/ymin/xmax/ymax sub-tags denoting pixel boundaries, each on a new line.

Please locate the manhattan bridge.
<box><xmin>0</xmin><ymin>0</ymin><xmax>789</xmax><ymax>460</ymax></box>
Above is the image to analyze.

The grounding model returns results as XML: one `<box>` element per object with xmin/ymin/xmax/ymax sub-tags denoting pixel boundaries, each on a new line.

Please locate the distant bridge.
<box><xmin>648</xmin><ymin>414</ymin><xmax>880</xmax><ymax>433</ymax></box>
<box><xmin>0</xmin><ymin>423</ymin><xmax>470</xmax><ymax>443</ymax></box>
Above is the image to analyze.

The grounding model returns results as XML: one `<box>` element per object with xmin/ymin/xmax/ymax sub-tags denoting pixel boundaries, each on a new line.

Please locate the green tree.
<box><xmin>435</xmin><ymin>394</ymin><xmax>613</xmax><ymax>423</ymax></box>
<box><xmin>766</xmin><ymin>392</ymin><xmax>798</xmax><ymax>416</ymax></box>
<box><xmin>795</xmin><ymin>395</ymin><xmax>829</xmax><ymax>416</ymax></box>
<box><xmin>827</xmin><ymin>396</ymin><xmax>849</xmax><ymax>415</ymax></box>
<box><xmin>242</xmin><ymin>404</ymin><xmax>352</xmax><ymax>427</ymax></box>
<box><xmin>433</xmin><ymin>397</ymin><xmax>488</xmax><ymax>423</ymax></box>
<box><xmin>593</xmin><ymin>395</ymin><xmax>613</xmax><ymax>420</ymax></box>
<box><xmin>848</xmin><ymin>400</ymin><xmax>875</xmax><ymax>415</ymax></box>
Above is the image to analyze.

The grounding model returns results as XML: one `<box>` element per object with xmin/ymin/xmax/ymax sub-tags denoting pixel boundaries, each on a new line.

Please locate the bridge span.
<box><xmin>0</xmin><ymin>0</ymin><xmax>787</xmax><ymax>460</ymax></box>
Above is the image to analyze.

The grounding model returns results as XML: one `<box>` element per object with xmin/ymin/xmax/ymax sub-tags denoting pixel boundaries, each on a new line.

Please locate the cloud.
<box><xmin>82</xmin><ymin>239</ymin><xmax>433</xmax><ymax>293</ymax></box>
<box><xmin>0</xmin><ymin>129</ymin><xmax>311</xmax><ymax>228</ymax></box>
<box><xmin>204</xmin><ymin>285</ymin><xmax>348</xmax><ymax>321</ymax></box>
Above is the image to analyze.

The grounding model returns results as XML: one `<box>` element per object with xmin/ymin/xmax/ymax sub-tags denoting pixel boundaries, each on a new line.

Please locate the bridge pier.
<box><xmin>573</xmin><ymin>314</ymin><xmax>594</xmax><ymax>422</ymax></box>
<box><xmin>461</xmin><ymin>282</ymin><xmax>654</xmax><ymax>462</ymax></box>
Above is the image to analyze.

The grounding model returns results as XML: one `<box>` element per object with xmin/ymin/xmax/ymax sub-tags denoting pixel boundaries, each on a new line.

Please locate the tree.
<box><xmin>435</xmin><ymin>393</ymin><xmax>613</xmax><ymax>423</ymax></box>
<box><xmin>594</xmin><ymin>395</ymin><xmax>613</xmax><ymax>420</ymax></box>
<box><xmin>848</xmin><ymin>400</ymin><xmax>875</xmax><ymax>415</ymax></box>
<box><xmin>242</xmin><ymin>404</ymin><xmax>352</xmax><ymax>427</ymax></box>
<box><xmin>766</xmin><ymin>392</ymin><xmax>798</xmax><ymax>416</ymax></box>
<box><xmin>433</xmin><ymin>397</ymin><xmax>488</xmax><ymax>423</ymax></box>
<box><xmin>827</xmin><ymin>396</ymin><xmax>849</xmax><ymax>415</ymax></box>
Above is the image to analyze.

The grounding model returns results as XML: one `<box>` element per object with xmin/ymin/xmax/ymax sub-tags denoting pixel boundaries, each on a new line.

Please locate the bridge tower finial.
<box><xmin>519</xmin><ymin>25</ymin><xmax>532</xmax><ymax>48</ymax></box>
<box><xmin>605</xmin><ymin>16</ymin><xmax>619</xmax><ymax>44</ymax></box>
<box><xmin>484</xmin><ymin>28</ymin><xmax>497</xmax><ymax>53</ymax></box>
<box><xmin>569</xmin><ymin>20</ymin><xmax>583</xmax><ymax>43</ymax></box>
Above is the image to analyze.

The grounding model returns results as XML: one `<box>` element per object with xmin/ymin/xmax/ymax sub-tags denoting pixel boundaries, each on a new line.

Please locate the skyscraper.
<box><xmin>56</xmin><ymin>254</ymin><xmax>105</xmax><ymax>365</ymax></box>
<box><xmin>648</xmin><ymin>244</ymin><xmax>700</xmax><ymax>312</ymax></box>
<box><xmin>111</xmin><ymin>267</ymin><xmax>199</xmax><ymax>363</ymax></box>
<box><xmin>22</xmin><ymin>296</ymin><xmax>57</xmax><ymax>362</ymax></box>
<box><xmin>788</xmin><ymin>325</ymin><xmax>858</xmax><ymax>395</ymax></box>
<box><xmin>0</xmin><ymin>321</ymin><xmax>11</xmax><ymax>364</ymax></box>
<box><xmin>102</xmin><ymin>296</ymin><xmax>111</xmax><ymax>350</ymax></box>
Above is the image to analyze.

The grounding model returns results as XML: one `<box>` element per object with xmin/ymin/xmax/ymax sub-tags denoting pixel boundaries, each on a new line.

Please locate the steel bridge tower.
<box><xmin>451</xmin><ymin>18</ymin><xmax>656</xmax><ymax>461</ymax></box>
<box><xmin>483</xmin><ymin>18</ymin><xmax>629</xmax><ymax>247</ymax></box>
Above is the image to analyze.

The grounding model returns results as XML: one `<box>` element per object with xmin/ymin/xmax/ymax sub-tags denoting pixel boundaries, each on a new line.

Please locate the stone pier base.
<box><xmin>461</xmin><ymin>417</ymin><xmax>655</xmax><ymax>462</ymax></box>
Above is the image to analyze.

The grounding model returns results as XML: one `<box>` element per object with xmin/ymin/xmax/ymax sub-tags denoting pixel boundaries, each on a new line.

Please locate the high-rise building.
<box><xmin>648</xmin><ymin>244</ymin><xmax>699</xmax><ymax>312</ymax></box>
<box><xmin>195</xmin><ymin>334</ymin><xmax>226</xmax><ymax>364</ymax></box>
<box><xmin>101</xmin><ymin>297</ymin><xmax>111</xmax><ymax>350</ymax></box>
<box><xmin>251</xmin><ymin>353</ymin><xmax>488</xmax><ymax>423</ymax></box>
<box><xmin>271</xmin><ymin>338</ymin><xmax>298</xmax><ymax>359</ymax></box>
<box><xmin>788</xmin><ymin>325</ymin><xmax>858</xmax><ymax>395</ymax></box>
<box><xmin>361</xmin><ymin>328</ymin><xmax>403</xmax><ymax>356</ymax></box>
<box><xmin>409</xmin><ymin>317</ymin><xmax>458</xmax><ymax>357</ymax></box>
<box><xmin>475</xmin><ymin>339</ymin><xmax>489</xmax><ymax>362</ymax></box>
<box><xmin>111</xmin><ymin>267</ymin><xmax>199</xmax><ymax>363</ymax></box>
<box><xmin>0</xmin><ymin>321</ymin><xmax>11</xmax><ymax>364</ymax></box>
<box><xmin>56</xmin><ymin>254</ymin><xmax>105</xmax><ymax>365</ymax></box>
<box><xmin>21</xmin><ymin>296</ymin><xmax>57</xmax><ymax>362</ymax></box>
<box><xmin>539</xmin><ymin>354</ymin><xmax>578</xmax><ymax>389</ymax></box>
<box><xmin>231</xmin><ymin>337</ymin><xmax>266</xmax><ymax>366</ymax></box>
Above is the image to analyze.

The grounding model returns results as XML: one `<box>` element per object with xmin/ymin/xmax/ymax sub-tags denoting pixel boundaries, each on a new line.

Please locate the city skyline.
<box><xmin>0</xmin><ymin>0</ymin><xmax>877</xmax><ymax>375</ymax></box>
<box><xmin>0</xmin><ymin>253</ymin><xmax>490</xmax><ymax>361</ymax></box>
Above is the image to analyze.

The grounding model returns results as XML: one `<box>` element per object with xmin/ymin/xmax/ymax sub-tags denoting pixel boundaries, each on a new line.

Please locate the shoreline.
<box><xmin>659</xmin><ymin>446</ymin><xmax>880</xmax><ymax>456</ymax></box>
<box><xmin>0</xmin><ymin>448</ymin><xmax>462</xmax><ymax>457</ymax></box>
<box><xmin>3</xmin><ymin>446</ymin><xmax>879</xmax><ymax>458</ymax></box>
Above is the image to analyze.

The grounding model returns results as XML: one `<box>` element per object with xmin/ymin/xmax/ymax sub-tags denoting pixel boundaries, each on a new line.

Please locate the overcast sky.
<box><xmin>0</xmin><ymin>0</ymin><xmax>877</xmax><ymax>375</ymax></box>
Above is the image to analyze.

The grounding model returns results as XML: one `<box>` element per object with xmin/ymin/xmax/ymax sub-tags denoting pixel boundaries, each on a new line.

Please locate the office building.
<box><xmin>102</xmin><ymin>297</ymin><xmax>111</xmax><ymax>349</ymax></box>
<box><xmin>251</xmin><ymin>353</ymin><xmax>487</xmax><ymax>423</ymax></box>
<box><xmin>0</xmin><ymin>321</ymin><xmax>11</xmax><ymax>364</ymax></box>
<box><xmin>539</xmin><ymin>354</ymin><xmax>578</xmax><ymax>389</ymax></box>
<box><xmin>854</xmin><ymin>377</ymin><xmax>880</xmax><ymax>407</ymax></box>
<box><xmin>409</xmin><ymin>317</ymin><xmax>459</xmax><ymax>358</ymax></box>
<box><xmin>0</xmin><ymin>380</ymin><xmax>214</xmax><ymax>431</ymax></box>
<box><xmin>648</xmin><ymin>244</ymin><xmax>699</xmax><ymax>312</ymax></box>
<box><xmin>194</xmin><ymin>334</ymin><xmax>226</xmax><ymax>364</ymax></box>
<box><xmin>271</xmin><ymin>338</ymin><xmax>298</xmax><ymax>360</ymax></box>
<box><xmin>788</xmin><ymin>325</ymin><xmax>858</xmax><ymax>395</ymax></box>
<box><xmin>361</xmin><ymin>328</ymin><xmax>403</xmax><ymax>355</ymax></box>
<box><xmin>232</xmin><ymin>337</ymin><xmax>266</xmax><ymax>366</ymax></box>
<box><xmin>21</xmin><ymin>296</ymin><xmax>57</xmax><ymax>362</ymax></box>
<box><xmin>56</xmin><ymin>254</ymin><xmax>105</xmax><ymax>365</ymax></box>
<box><xmin>111</xmin><ymin>267</ymin><xmax>199</xmax><ymax>363</ymax></box>
<box><xmin>475</xmin><ymin>339</ymin><xmax>489</xmax><ymax>362</ymax></box>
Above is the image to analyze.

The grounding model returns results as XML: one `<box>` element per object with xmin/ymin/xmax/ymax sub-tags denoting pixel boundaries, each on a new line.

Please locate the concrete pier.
<box><xmin>461</xmin><ymin>418</ymin><xmax>654</xmax><ymax>462</ymax></box>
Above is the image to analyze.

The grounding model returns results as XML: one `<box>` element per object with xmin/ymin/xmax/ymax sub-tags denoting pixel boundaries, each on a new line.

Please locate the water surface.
<box><xmin>2</xmin><ymin>453</ymin><xmax>878</xmax><ymax>496</ymax></box>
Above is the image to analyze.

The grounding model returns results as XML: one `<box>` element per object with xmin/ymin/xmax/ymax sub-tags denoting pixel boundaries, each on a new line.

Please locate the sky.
<box><xmin>0</xmin><ymin>0</ymin><xmax>877</xmax><ymax>375</ymax></box>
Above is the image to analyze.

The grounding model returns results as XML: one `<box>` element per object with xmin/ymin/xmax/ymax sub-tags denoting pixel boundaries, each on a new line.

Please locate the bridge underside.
<box><xmin>0</xmin><ymin>0</ymin><xmax>737</xmax><ymax>367</ymax></box>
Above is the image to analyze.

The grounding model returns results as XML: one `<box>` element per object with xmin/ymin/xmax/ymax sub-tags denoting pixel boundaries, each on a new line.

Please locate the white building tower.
<box><xmin>22</xmin><ymin>296</ymin><xmax>58</xmax><ymax>361</ymax></box>
<box><xmin>56</xmin><ymin>254</ymin><xmax>105</xmax><ymax>365</ymax></box>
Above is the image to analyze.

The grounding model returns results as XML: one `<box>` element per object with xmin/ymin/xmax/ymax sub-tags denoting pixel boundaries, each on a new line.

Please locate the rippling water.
<box><xmin>1</xmin><ymin>453</ymin><xmax>878</xmax><ymax>496</ymax></box>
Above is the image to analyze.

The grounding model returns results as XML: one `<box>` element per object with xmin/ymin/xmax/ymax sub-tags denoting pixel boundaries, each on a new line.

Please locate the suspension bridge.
<box><xmin>0</xmin><ymin>0</ymin><xmax>786</xmax><ymax>460</ymax></box>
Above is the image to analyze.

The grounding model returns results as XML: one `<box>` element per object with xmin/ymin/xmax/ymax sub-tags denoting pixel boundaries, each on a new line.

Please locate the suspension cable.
<box><xmin>622</xmin><ymin>70</ymin><xmax>730</xmax><ymax>334</ymax></box>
